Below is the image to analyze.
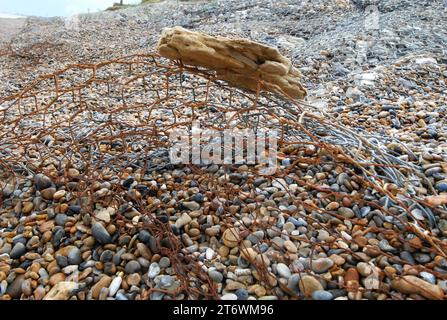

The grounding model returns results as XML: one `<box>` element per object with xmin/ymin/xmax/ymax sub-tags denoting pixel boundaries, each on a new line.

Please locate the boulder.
<box><xmin>157</xmin><ymin>27</ymin><xmax>307</xmax><ymax>100</ymax></box>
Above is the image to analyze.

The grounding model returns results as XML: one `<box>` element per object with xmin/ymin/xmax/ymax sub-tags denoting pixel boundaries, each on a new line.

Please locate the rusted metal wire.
<box><xmin>1</xmin><ymin>53</ymin><xmax>446</xmax><ymax>300</ymax></box>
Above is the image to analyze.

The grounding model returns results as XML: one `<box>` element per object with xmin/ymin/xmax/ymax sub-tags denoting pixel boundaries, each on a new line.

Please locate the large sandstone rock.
<box><xmin>157</xmin><ymin>27</ymin><xmax>307</xmax><ymax>100</ymax></box>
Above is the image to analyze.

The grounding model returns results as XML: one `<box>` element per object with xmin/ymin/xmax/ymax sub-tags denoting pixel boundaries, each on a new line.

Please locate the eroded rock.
<box><xmin>157</xmin><ymin>27</ymin><xmax>307</xmax><ymax>100</ymax></box>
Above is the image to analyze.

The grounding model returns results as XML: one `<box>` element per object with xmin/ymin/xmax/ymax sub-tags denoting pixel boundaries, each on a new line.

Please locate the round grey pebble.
<box><xmin>208</xmin><ymin>270</ymin><xmax>223</xmax><ymax>283</ymax></box>
<box><xmin>124</xmin><ymin>261</ymin><xmax>141</xmax><ymax>274</ymax></box>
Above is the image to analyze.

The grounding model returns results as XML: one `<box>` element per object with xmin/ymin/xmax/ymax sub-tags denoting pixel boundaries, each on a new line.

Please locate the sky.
<box><xmin>0</xmin><ymin>0</ymin><xmax>141</xmax><ymax>17</ymax></box>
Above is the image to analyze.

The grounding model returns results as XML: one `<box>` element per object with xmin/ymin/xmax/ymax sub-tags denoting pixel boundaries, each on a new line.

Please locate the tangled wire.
<box><xmin>1</xmin><ymin>53</ymin><xmax>446</xmax><ymax>299</ymax></box>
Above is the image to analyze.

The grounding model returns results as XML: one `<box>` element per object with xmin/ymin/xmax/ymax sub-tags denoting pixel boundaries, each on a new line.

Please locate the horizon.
<box><xmin>0</xmin><ymin>0</ymin><xmax>141</xmax><ymax>17</ymax></box>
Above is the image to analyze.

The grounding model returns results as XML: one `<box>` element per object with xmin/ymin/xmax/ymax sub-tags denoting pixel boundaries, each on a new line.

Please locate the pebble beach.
<box><xmin>0</xmin><ymin>0</ymin><xmax>447</xmax><ymax>301</ymax></box>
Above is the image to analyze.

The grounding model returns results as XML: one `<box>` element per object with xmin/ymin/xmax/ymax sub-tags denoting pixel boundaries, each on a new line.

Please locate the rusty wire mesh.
<box><xmin>1</xmin><ymin>52</ymin><xmax>446</xmax><ymax>300</ymax></box>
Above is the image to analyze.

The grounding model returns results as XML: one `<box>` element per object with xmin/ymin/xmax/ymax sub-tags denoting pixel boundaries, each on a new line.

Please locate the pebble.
<box><xmin>338</xmin><ymin>207</ymin><xmax>355</xmax><ymax>219</ymax></box>
<box><xmin>276</xmin><ymin>263</ymin><xmax>292</xmax><ymax>278</ymax></box>
<box><xmin>235</xmin><ymin>288</ymin><xmax>249</xmax><ymax>300</ymax></box>
<box><xmin>67</xmin><ymin>247</ymin><xmax>82</xmax><ymax>265</ymax></box>
<box><xmin>127</xmin><ymin>273</ymin><xmax>141</xmax><ymax>286</ymax></box>
<box><xmin>223</xmin><ymin>228</ymin><xmax>240</xmax><ymax>248</ymax></box>
<box><xmin>34</xmin><ymin>174</ymin><xmax>52</xmax><ymax>190</ymax></box>
<box><xmin>175</xmin><ymin>213</ymin><xmax>192</xmax><ymax>229</ymax></box>
<box><xmin>92</xmin><ymin>222</ymin><xmax>112</xmax><ymax>244</ymax></box>
<box><xmin>116</xmin><ymin>292</ymin><xmax>128</xmax><ymax>300</ymax></box>
<box><xmin>209</xmin><ymin>270</ymin><xmax>224</xmax><ymax>283</ymax></box>
<box><xmin>312</xmin><ymin>290</ymin><xmax>334</xmax><ymax>300</ymax></box>
<box><xmin>53</xmin><ymin>190</ymin><xmax>66</xmax><ymax>200</ymax></box>
<box><xmin>311</xmin><ymin>258</ymin><xmax>334</xmax><ymax>274</ymax></box>
<box><xmin>10</xmin><ymin>242</ymin><xmax>26</xmax><ymax>259</ymax></box>
<box><xmin>182</xmin><ymin>201</ymin><xmax>201</xmax><ymax>211</ymax></box>
<box><xmin>148</xmin><ymin>262</ymin><xmax>160</xmax><ymax>278</ymax></box>
<box><xmin>41</xmin><ymin>188</ymin><xmax>57</xmax><ymax>200</ymax></box>
<box><xmin>108</xmin><ymin>277</ymin><xmax>122</xmax><ymax>297</ymax></box>
<box><xmin>419</xmin><ymin>271</ymin><xmax>436</xmax><ymax>284</ymax></box>
<box><xmin>43</xmin><ymin>281</ymin><xmax>78</xmax><ymax>300</ymax></box>
<box><xmin>283</xmin><ymin>240</ymin><xmax>297</xmax><ymax>253</ymax></box>
<box><xmin>92</xmin><ymin>276</ymin><xmax>112</xmax><ymax>299</ymax></box>
<box><xmin>435</xmin><ymin>181</ymin><xmax>447</xmax><ymax>192</ymax></box>
<box><xmin>298</xmin><ymin>275</ymin><xmax>324</xmax><ymax>297</ymax></box>
<box><xmin>317</xmin><ymin>229</ymin><xmax>330</xmax><ymax>242</ymax></box>
<box><xmin>159</xmin><ymin>257</ymin><xmax>170</xmax><ymax>268</ymax></box>
<box><xmin>221</xmin><ymin>293</ymin><xmax>238</xmax><ymax>300</ymax></box>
